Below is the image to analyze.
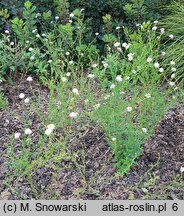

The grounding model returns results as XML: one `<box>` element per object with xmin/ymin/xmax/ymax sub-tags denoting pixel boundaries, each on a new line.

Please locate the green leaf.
<box><xmin>24</xmin><ymin>1</ymin><xmax>32</xmax><ymax>9</ymax></box>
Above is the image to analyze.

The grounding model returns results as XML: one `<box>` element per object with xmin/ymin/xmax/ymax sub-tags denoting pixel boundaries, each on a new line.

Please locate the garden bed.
<box><xmin>0</xmin><ymin>77</ymin><xmax>183</xmax><ymax>200</ymax></box>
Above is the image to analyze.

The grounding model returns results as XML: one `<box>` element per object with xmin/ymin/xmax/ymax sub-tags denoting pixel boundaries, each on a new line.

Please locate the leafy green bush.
<box><xmin>0</xmin><ymin>37</ymin><xmax>30</xmax><ymax>77</ymax></box>
<box><xmin>70</xmin><ymin>0</ymin><xmax>173</xmax><ymax>33</ymax></box>
<box><xmin>0</xmin><ymin>0</ymin><xmax>173</xmax><ymax>42</ymax></box>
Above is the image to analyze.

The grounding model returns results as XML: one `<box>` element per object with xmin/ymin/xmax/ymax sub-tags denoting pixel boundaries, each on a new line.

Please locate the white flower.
<box><xmin>69</xmin><ymin>20</ymin><xmax>72</xmax><ymax>23</ymax></box>
<box><xmin>95</xmin><ymin>32</ymin><xmax>99</xmax><ymax>36</ymax></box>
<box><xmin>55</xmin><ymin>16</ymin><xmax>59</xmax><ymax>20</ymax></box>
<box><xmin>180</xmin><ymin>167</ymin><xmax>184</xmax><ymax>173</ymax></box>
<box><xmin>91</xmin><ymin>64</ymin><xmax>98</xmax><ymax>68</ymax></box>
<box><xmin>30</xmin><ymin>56</ymin><xmax>34</xmax><ymax>61</ymax></box>
<box><xmin>10</xmin><ymin>42</ymin><xmax>14</xmax><ymax>46</ymax></box>
<box><xmin>117</xmin><ymin>47</ymin><xmax>122</xmax><ymax>52</ymax></box>
<box><xmin>35</xmin><ymin>12</ymin><xmax>41</xmax><ymax>18</ymax></box>
<box><xmin>69</xmin><ymin>13</ymin><xmax>75</xmax><ymax>18</ymax></box>
<box><xmin>19</xmin><ymin>93</ymin><xmax>25</xmax><ymax>99</ymax></box>
<box><xmin>28</xmin><ymin>47</ymin><xmax>34</xmax><ymax>52</ymax></box>
<box><xmin>132</xmin><ymin>70</ymin><xmax>136</xmax><ymax>74</ymax></box>
<box><xmin>152</xmin><ymin>26</ymin><xmax>157</xmax><ymax>31</ymax></box>
<box><xmin>170</xmin><ymin>61</ymin><xmax>175</xmax><ymax>66</ymax></box>
<box><xmin>128</xmin><ymin>56</ymin><xmax>133</xmax><ymax>61</ymax></box>
<box><xmin>66</xmin><ymin>72</ymin><xmax>71</xmax><ymax>77</ymax></box>
<box><xmin>171</xmin><ymin>67</ymin><xmax>176</xmax><ymax>72</ymax></box>
<box><xmin>146</xmin><ymin>57</ymin><xmax>152</xmax><ymax>63</ymax></box>
<box><xmin>84</xmin><ymin>99</ymin><xmax>89</xmax><ymax>104</ymax></box>
<box><xmin>160</xmin><ymin>28</ymin><xmax>165</xmax><ymax>34</ymax></box>
<box><xmin>32</xmin><ymin>29</ymin><xmax>37</xmax><ymax>33</ymax></box>
<box><xmin>127</xmin><ymin>53</ymin><xmax>134</xmax><ymax>61</ymax></box>
<box><xmin>116</xmin><ymin>26</ymin><xmax>121</xmax><ymax>30</ymax></box>
<box><xmin>80</xmin><ymin>8</ymin><xmax>85</xmax><ymax>12</ymax></box>
<box><xmin>24</xmin><ymin>98</ymin><xmax>30</xmax><ymax>103</ymax></box>
<box><xmin>122</xmin><ymin>42</ymin><xmax>127</xmax><ymax>48</ymax></box>
<box><xmin>142</xmin><ymin>128</ymin><xmax>147</xmax><ymax>133</ymax></box>
<box><xmin>114</xmin><ymin>42</ymin><xmax>120</xmax><ymax>47</ymax></box>
<box><xmin>14</xmin><ymin>132</ymin><xmax>21</xmax><ymax>140</ymax></box>
<box><xmin>45</xmin><ymin>128</ymin><xmax>53</xmax><ymax>136</ymax></box>
<box><xmin>72</xmin><ymin>88</ymin><xmax>79</xmax><ymax>95</ymax></box>
<box><xmin>159</xmin><ymin>68</ymin><xmax>164</xmax><ymax>73</ymax></box>
<box><xmin>81</xmin><ymin>53</ymin><xmax>84</xmax><ymax>56</ymax></box>
<box><xmin>125</xmin><ymin>76</ymin><xmax>130</xmax><ymax>80</ymax></box>
<box><xmin>26</xmin><ymin>40</ymin><xmax>30</xmax><ymax>44</ymax></box>
<box><xmin>94</xmin><ymin>104</ymin><xmax>101</xmax><ymax>109</ymax></box>
<box><xmin>5</xmin><ymin>30</ymin><xmax>9</xmax><ymax>34</ymax></box>
<box><xmin>154</xmin><ymin>20</ymin><xmax>159</xmax><ymax>24</ymax></box>
<box><xmin>26</xmin><ymin>76</ymin><xmax>33</xmax><ymax>82</ymax></box>
<box><xmin>47</xmin><ymin>124</ymin><xmax>55</xmax><ymax>130</ymax></box>
<box><xmin>142</xmin><ymin>188</ymin><xmax>148</xmax><ymax>193</ymax></box>
<box><xmin>161</xmin><ymin>51</ymin><xmax>166</xmax><ymax>57</ymax></box>
<box><xmin>122</xmin><ymin>42</ymin><xmax>130</xmax><ymax>50</ymax></box>
<box><xmin>66</xmin><ymin>52</ymin><xmax>70</xmax><ymax>56</ymax></box>
<box><xmin>145</xmin><ymin>93</ymin><xmax>151</xmax><ymax>98</ymax></box>
<box><xmin>36</xmin><ymin>34</ymin><xmax>40</xmax><ymax>38</ymax></box>
<box><xmin>69</xmin><ymin>112</ymin><xmax>78</xmax><ymax>119</ymax></box>
<box><xmin>115</xmin><ymin>75</ymin><xmax>122</xmax><ymax>82</ymax></box>
<box><xmin>42</xmin><ymin>33</ymin><xmax>46</xmax><ymax>37</ymax></box>
<box><xmin>169</xmin><ymin>34</ymin><xmax>174</xmax><ymax>39</ymax></box>
<box><xmin>154</xmin><ymin>62</ymin><xmax>160</xmax><ymax>69</ymax></box>
<box><xmin>69</xmin><ymin>60</ymin><xmax>74</xmax><ymax>65</ymax></box>
<box><xmin>61</xmin><ymin>77</ymin><xmax>67</xmax><ymax>82</ymax></box>
<box><xmin>110</xmin><ymin>84</ymin><xmax>116</xmax><ymax>89</ymax></box>
<box><xmin>88</xmin><ymin>74</ymin><xmax>94</xmax><ymax>79</ymax></box>
<box><xmin>104</xmin><ymin>95</ymin><xmax>110</xmax><ymax>100</ymax></box>
<box><xmin>127</xmin><ymin>107</ymin><xmax>133</xmax><ymax>112</ymax></box>
<box><xmin>112</xmin><ymin>137</ymin><xmax>117</xmax><ymax>142</ymax></box>
<box><xmin>25</xmin><ymin>128</ymin><xmax>32</xmax><ymax>135</ymax></box>
<box><xmin>169</xmin><ymin>82</ymin><xmax>175</xmax><ymax>86</ymax></box>
<box><xmin>48</xmin><ymin>59</ymin><xmax>52</xmax><ymax>63</ymax></box>
<box><xmin>102</xmin><ymin>61</ymin><xmax>108</xmax><ymax>68</ymax></box>
<box><xmin>171</xmin><ymin>73</ymin><xmax>175</xmax><ymax>79</ymax></box>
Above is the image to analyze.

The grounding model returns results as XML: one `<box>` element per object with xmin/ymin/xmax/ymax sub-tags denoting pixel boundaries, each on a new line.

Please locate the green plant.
<box><xmin>0</xmin><ymin>91</ymin><xmax>8</xmax><ymax>110</ymax></box>
<box><xmin>0</xmin><ymin>37</ymin><xmax>31</xmax><ymax>77</ymax></box>
<box><xmin>161</xmin><ymin>1</ymin><xmax>184</xmax><ymax>86</ymax></box>
<box><xmin>1</xmin><ymin>1</ymin><xmax>183</xmax><ymax>200</ymax></box>
<box><xmin>11</xmin><ymin>1</ymin><xmax>37</xmax><ymax>44</ymax></box>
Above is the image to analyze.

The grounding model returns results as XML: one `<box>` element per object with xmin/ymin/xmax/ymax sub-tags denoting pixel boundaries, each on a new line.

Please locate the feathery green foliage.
<box><xmin>161</xmin><ymin>2</ymin><xmax>184</xmax><ymax>86</ymax></box>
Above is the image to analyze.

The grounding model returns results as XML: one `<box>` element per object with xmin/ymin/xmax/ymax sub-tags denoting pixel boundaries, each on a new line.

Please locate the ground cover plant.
<box><xmin>0</xmin><ymin>1</ymin><xmax>183</xmax><ymax>199</ymax></box>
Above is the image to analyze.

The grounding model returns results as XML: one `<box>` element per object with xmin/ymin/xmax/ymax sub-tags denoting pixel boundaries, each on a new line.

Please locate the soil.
<box><xmin>0</xmin><ymin>76</ymin><xmax>183</xmax><ymax>200</ymax></box>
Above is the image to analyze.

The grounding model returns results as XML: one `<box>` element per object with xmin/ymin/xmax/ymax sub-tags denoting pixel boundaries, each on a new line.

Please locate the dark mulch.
<box><xmin>0</xmin><ymin>77</ymin><xmax>183</xmax><ymax>200</ymax></box>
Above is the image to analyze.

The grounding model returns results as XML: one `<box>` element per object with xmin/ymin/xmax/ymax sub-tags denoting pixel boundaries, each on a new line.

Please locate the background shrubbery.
<box><xmin>0</xmin><ymin>0</ymin><xmax>173</xmax><ymax>38</ymax></box>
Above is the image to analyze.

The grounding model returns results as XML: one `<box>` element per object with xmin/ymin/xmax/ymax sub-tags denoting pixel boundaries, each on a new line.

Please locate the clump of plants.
<box><xmin>0</xmin><ymin>0</ymin><xmax>183</xmax><ymax>198</ymax></box>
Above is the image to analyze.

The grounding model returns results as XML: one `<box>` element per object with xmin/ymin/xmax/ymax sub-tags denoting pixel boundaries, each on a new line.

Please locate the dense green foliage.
<box><xmin>161</xmin><ymin>1</ymin><xmax>184</xmax><ymax>85</ymax></box>
<box><xmin>0</xmin><ymin>0</ymin><xmax>172</xmax><ymax>38</ymax></box>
